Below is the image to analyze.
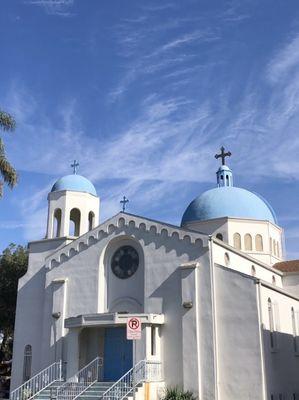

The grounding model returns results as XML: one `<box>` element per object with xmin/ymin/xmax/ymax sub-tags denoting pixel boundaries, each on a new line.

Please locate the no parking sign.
<box><xmin>126</xmin><ymin>317</ymin><xmax>141</xmax><ymax>340</ymax></box>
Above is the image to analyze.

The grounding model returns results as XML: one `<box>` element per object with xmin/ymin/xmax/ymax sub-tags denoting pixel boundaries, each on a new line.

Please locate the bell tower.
<box><xmin>46</xmin><ymin>161</ymin><xmax>100</xmax><ymax>239</ymax></box>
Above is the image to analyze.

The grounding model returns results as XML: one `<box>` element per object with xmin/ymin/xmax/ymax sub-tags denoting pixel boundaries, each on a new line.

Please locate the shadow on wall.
<box><xmin>263</xmin><ymin>329</ymin><xmax>299</xmax><ymax>399</ymax></box>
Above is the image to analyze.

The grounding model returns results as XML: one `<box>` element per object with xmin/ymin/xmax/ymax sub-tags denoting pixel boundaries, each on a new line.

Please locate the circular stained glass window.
<box><xmin>111</xmin><ymin>245</ymin><xmax>139</xmax><ymax>279</ymax></box>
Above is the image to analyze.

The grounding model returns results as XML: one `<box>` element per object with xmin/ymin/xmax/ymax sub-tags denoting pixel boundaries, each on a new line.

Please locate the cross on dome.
<box><xmin>71</xmin><ymin>160</ymin><xmax>79</xmax><ymax>174</ymax></box>
<box><xmin>120</xmin><ymin>196</ymin><xmax>129</xmax><ymax>212</ymax></box>
<box><xmin>215</xmin><ymin>146</ymin><xmax>231</xmax><ymax>166</ymax></box>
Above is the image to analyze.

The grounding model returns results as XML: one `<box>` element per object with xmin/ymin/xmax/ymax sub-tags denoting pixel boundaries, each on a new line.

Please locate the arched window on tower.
<box><xmin>255</xmin><ymin>234</ymin><xmax>263</xmax><ymax>251</ymax></box>
<box><xmin>270</xmin><ymin>237</ymin><xmax>273</xmax><ymax>254</ymax></box>
<box><xmin>273</xmin><ymin>239</ymin><xmax>277</xmax><ymax>256</ymax></box>
<box><xmin>69</xmin><ymin>208</ymin><xmax>81</xmax><ymax>236</ymax></box>
<box><xmin>251</xmin><ymin>265</ymin><xmax>256</xmax><ymax>276</ymax></box>
<box><xmin>23</xmin><ymin>344</ymin><xmax>32</xmax><ymax>382</ymax></box>
<box><xmin>233</xmin><ymin>233</ymin><xmax>241</xmax><ymax>250</ymax></box>
<box><xmin>88</xmin><ymin>211</ymin><xmax>95</xmax><ymax>231</ymax></box>
<box><xmin>244</xmin><ymin>234</ymin><xmax>253</xmax><ymax>251</ymax></box>
<box><xmin>52</xmin><ymin>208</ymin><xmax>62</xmax><ymax>238</ymax></box>
<box><xmin>216</xmin><ymin>233</ymin><xmax>223</xmax><ymax>241</ymax></box>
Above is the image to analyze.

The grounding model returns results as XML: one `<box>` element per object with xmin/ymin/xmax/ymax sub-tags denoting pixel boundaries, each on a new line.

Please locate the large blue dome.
<box><xmin>181</xmin><ymin>186</ymin><xmax>277</xmax><ymax>226</ymax></box>
<box><xmin>51</xmin><ymin>174</ymin><xmax>97</xmax><ymax>196</ymax></box>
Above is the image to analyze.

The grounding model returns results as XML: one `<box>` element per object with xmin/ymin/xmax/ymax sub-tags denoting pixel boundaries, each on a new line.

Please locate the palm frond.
<box><xmin>0</xmin><ymin>139</ymin><xmax>18</xmax><ymax>197</ymax></box>
<box><xmin>0</xmin><ymin>110</ymin><xmax>16</xmax><ymax>132</ymax></box>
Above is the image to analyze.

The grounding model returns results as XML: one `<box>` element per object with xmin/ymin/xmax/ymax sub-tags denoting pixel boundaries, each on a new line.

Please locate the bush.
<box><xmin>163</xmin><ymin>386</ymin><xmax>197</xmax><ymax>400</ymax></box>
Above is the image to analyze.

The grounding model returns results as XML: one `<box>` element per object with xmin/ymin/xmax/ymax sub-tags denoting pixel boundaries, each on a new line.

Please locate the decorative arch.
<box><xmin>52</xmin><ymin>208</ymin><xmax>62</xmax><ymax>238</ymax></box>
<box><xmin>99</xmin><ymin>235</ymin><xmax>145</xmax><ymax>314</ymax></box>
<box><xmin>23</xmin><ymin>344</ymin><xmax>32</xmax><ymax>382</ymax></box>
<box><xmin>69</xmin><ymin>208</ymin><xmax>81</xmax><ymax>236</ymax></box>
<box><xmin>233</xmin><ymin>233</ymin><xmax>241</xmax><ymax>250</ymax></box>
<box><xmin>88</xmin><ymin>211</ymin><xmax>95</xmax><ymax>231</ymax></box>
<box><xmin>110</xmin><ymin>297</ymin><xmax>143</xmax><ymax>313</ymax></box>
<box><xmin>244</xmin><ymin>234</ymin><xmax>252</xmax><ymax>251</ymax></box>
<box><xmin>255</xmin><ymin>234</ymin><xmax>263</xmax><ymax>251</ymax></box>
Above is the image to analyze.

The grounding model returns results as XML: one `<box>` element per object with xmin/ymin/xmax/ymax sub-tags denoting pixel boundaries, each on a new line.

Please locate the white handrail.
<box><xmin>101</xmin><ymin>360</ymin><xmax>162</xmax><ymax>400</ymax></box>
<box><xmin>56</xmin><ymin>356</ymin><xmax>103</xmax><ymax>400</ymax></box>
<box><xmin>10</xmin><ymin>360</ymin><xmax>62</xmax><ymax>400</ymax></box>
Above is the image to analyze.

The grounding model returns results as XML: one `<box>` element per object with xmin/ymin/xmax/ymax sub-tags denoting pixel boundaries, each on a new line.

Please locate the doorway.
<box><xmin>104</xmin><ymin>327</ymin><xmax>133</xmax><ymax>381</ymax></box>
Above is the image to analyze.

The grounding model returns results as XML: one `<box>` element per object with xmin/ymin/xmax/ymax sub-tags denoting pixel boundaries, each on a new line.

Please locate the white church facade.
<box><xmin>10</xmin><ymin>149</ymin><xmax>299</xmax><ymax>400</ymax></box>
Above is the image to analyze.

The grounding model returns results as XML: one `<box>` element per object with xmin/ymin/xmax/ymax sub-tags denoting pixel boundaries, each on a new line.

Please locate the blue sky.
<box><xmin>0</xmin><ymin>0</ymin><xmax>299</xmax><ymax>258</ymax></box>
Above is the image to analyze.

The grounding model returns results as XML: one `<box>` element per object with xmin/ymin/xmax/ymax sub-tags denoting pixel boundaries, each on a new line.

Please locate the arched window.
<box><xmin>251</xmin><ymin>265</ymin><xmax>256</xmax><ymax>276</ymax></box>
<box><xmin>52</xmin><ymin>208</ymin><xmax>62</xmax><ymax>238</ymax></box>
<box><xmin>216</xmin><ymin>233</ymin><xmax>223</xmax><ymax>241</ymax></box>
<box><xmin>270</xmin><ymin>237</ymin><xmax>273</xmax><ymax>254</ymax></box>
<box><xmin>244</xmin><ymin>234</ymin><xmax>253</xmax><ymax>251</ymax></box>
<box><xmin>291</xmin><ymin>307</ymin><xmax>298</xmax><ymax>353</ymax></box>
<box><xmin>274</xmin><ymin>240</ymin><xmax>277</xmax><ymax>256</ymax></box>
<box><xmin>272</xmin><ymin>275</ymin><xmax>276</xmax><ymax>285</ymax></box>
<box><xmin>233</xmin><ymin>233</ymin><xmax>241</xmax><ymax>250</ymax></box>
<box><xmin>88</xmin><ymin>211</ymin><xmax>95</xmax><ymax>231</ymax></box>
<box><xmin>23</xmin><ymin>345</ymin><xmax>32</xmax><ymax>382</ymax></box>
<box><xmin>69</xmin><ymin>208</ymin><xmax>81</xmax><ymax>236</ymax></box>
<box><xmin>255</xmin><ymin>234</ymin><xmax>263</xmax><ymax>251</ymax></box>
<box><xmin>224</xmin><ymin>252</ymin><xmax>230</xmax><ymax>266</ymax></box>
<box><xmin>268</xmin><ymin>298</ymin><xmax>275</xmax><ymax>350</ymax></box>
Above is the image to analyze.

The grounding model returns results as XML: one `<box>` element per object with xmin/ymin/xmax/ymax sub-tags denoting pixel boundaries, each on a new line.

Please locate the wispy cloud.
<box><xmin>24</xmin><ymin>0</ymin><xmax>74</xmax><ymax>16</ymax></box>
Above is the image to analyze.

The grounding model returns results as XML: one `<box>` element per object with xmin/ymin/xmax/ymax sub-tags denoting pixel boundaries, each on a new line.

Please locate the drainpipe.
<box><xmin>256</xmin><ymin>280</ymin><xmax>267</xmax><ymax>400</ymax></box>
<box><xmin>208</xmin><ymin>236</ymin><xmax>219</xmax><ymax>400</ymax></box>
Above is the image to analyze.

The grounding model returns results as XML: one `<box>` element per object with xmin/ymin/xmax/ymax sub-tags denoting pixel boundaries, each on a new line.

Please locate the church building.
<box><xmin>10</xmin><ymin>149</ymin><xmax>299</xmax><ymax>400</ymax></box>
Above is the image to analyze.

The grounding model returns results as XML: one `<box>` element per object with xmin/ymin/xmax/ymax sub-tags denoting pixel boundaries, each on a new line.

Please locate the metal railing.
<box><xmin>55</xmin><ymin>356</ymin><xmax>103</xmax><ymax>400</ymax></box>
<box><xmin>101</xmin><ymin>360</ymin><xmax>162</xmax><ymax>400</ymax></box>
<box><xmin>10</xmin><ymin>360</ymin><xmax>62</xmax><ymax>400</ymax></box>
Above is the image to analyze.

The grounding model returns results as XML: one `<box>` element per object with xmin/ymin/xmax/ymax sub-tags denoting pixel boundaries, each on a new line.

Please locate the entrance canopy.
<box><xmin>65</xmin><ymin>313</ymin><xmax>164</xmax><ymax>329</ymax></box>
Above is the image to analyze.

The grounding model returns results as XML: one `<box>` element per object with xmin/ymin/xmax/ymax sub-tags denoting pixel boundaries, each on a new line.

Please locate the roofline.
<box><xmin>210</xmin><ymin>236</ymin><xmax>284</xmax><ymax>276</ymax></box>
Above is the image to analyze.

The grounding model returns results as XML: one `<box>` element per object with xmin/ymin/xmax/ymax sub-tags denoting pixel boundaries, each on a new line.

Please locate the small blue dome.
<box><xmin>51</xmin><ymin>174</ymin><xmax>97</xmax><ymax>196</ymax></box>
<box><xmin>181</xmin><ymin>186</ymin><xmax>277</xmax><ymax>226</ymax></box>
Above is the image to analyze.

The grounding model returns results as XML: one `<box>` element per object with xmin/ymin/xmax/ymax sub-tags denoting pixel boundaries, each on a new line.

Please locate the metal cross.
<box><xmin>215</xmin><ymin>146</ymin><xmax>231</xmax><ymax>165</ymax></box>
<box><xmin>71</xmin><ymin>160</ymin><xmax>79</xmax><ymax>174</ymax></box>
<box><xmin>120</xmin><ymin>196</ymin><xmax>129</xmax><ymax>212</ymax></box>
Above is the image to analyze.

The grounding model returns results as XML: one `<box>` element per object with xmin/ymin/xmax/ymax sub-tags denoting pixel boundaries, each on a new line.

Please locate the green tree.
<box><xmin>0</xmin><ymin>244</ymin><xmax>28</xmax><ymax>362</ymax></box>
<box><xmin>0</xmin><ymin>110</ymin><xmax>18</xmax><ymax>197</ymax></box>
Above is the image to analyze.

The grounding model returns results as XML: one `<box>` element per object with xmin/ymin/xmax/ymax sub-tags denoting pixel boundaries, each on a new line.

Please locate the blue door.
<box><xmin>104</xmin><ymin>327</ymin><xmax>133</xmax><ymax>381</ymax></box>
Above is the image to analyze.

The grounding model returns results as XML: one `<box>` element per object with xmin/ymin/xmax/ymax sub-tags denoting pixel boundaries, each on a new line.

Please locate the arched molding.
<box><xmin>244</xmin><ymin>233</ymin><xmax>252</xmax><ymax>251</ymax></box>
<box><xmin>45</xmin><ymin>213</ymin><xmax>207</xmax><ymax>269</ymax></box>
<box><xmin>255</xmin><ymin>234</ymin><xmax>263</xmax><ymax>251</ymax></box>
<box><xmin>23</xmin><ymin>344</ymin><xmax>32</xmax><ymax>382</ymax></box>
<box><xmin>233</xmin><ymin>233</ymin><xmax>242</xmax><ymax>250</ymax></box>
<box><xmin>69</xmin><ymin>208</ymin><xmax>81</xmax><ymax>236</ymax></box>
<box><xmin>99</xmin><ymin>234</ymin><xmax>145</xmax><ymax>313</ymax></box>
<box><xmin>52</xmin><ymin>208</ymin><xmax>62</xmax><ymax>238</ymax></box>
<box><xmin>216</xmin><ymin>233</ymin><xmax>223</xmax><ymax>241</ymax></box>
<box><xmin>109</xmin><ymin>297</ymin><xmax>143</xmax><ymax>313</ymax></box>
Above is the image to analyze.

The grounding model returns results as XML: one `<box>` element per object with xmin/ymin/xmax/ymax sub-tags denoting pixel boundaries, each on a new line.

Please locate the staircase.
<box><xmin>76</xmin><ymin>382</ymin><xmax>115</xmax><ymax>400</ymax></box>
<box><xmin>32</xmin><ymin>381</ymin><xmax>64</xmax><ymax>400</ymax></box>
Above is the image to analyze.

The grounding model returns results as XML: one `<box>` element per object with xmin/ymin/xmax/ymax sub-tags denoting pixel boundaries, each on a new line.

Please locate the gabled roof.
<box><xmin>45</xmin><ymin>212</ymin><xmax>208</xmax><ymax>270</ymax></box>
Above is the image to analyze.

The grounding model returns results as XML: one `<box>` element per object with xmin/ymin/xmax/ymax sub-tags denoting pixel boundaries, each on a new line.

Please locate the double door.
<box><xmin>103</xmin><ymin>327</ymin><xmax>133</xmax><ymax>381</ymax></box>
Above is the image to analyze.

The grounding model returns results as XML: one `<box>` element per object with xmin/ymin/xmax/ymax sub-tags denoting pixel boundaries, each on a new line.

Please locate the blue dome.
<box><xmin>181</xmin><ymin>186</ymin><xmax>277</xmax><ymax>226</ymax></box>
<box><xmin>51</xmin><ymin>174</ymin><xmax>97</xmax><ymax>196</ymax></box>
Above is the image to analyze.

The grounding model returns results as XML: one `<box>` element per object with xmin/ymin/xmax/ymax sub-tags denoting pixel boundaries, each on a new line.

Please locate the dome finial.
<box><xmin>215</xmin><ymin>146</ymin><xmax>231</xmax><ymax>166</ymax></box>
<box><xmin>71</xmin><ymin>160</ymin><xmax>79</xmax><ymax>174</ymax></box>
<box><xmin>215</xmin><ymin>147</ymin><xmax>233</xmax><ymax>187</ymax></box>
